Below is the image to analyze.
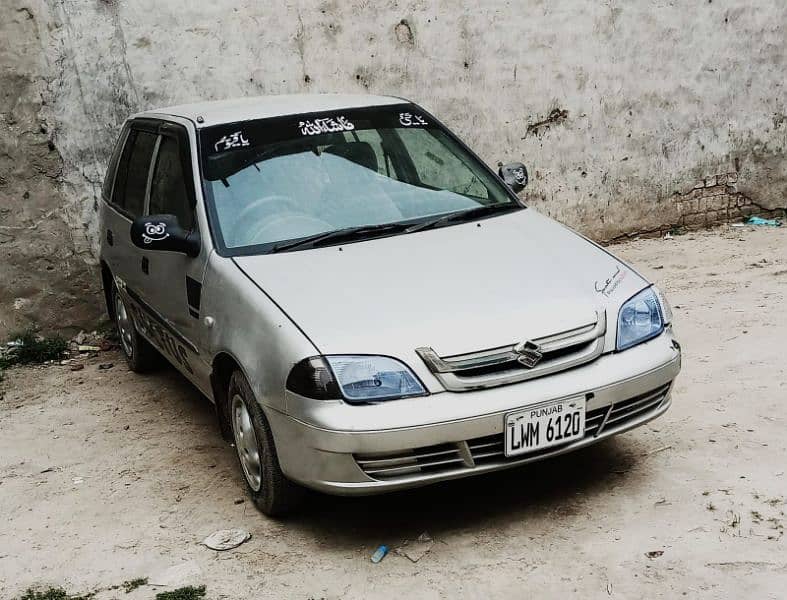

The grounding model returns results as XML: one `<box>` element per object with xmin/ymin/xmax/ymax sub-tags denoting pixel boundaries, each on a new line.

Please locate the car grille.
<box><xmin>415</xmin><ymin>311</ymin><xmax>607</xmax><ymax>391</ymax></box>
<box><xmin>354</xmin><ymin>383</ymin><xmax>671</xmax><ymax>481</ymax></box>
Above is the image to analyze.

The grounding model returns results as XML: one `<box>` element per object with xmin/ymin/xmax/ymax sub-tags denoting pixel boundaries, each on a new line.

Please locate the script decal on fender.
<box><xmin>142</xmin><ymin>222</ymin><xmax>169</xmax><ymax>245</ymax></box>
<box><xmin>595</xmin><ymin>265</ymin><xmax>627</xmax><ymax>297</ymax></box>
<box><xmin>298</xmin><ymin>116</ymin><xmax>355</xmax><ymax>136</ymax></box>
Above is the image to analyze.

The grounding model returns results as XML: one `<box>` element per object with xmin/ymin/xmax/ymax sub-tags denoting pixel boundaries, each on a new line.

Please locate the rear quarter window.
<box><xmin>102</xmin><ymin>125</ymin><xmax>128</xmax><ymax>202</ymax></box>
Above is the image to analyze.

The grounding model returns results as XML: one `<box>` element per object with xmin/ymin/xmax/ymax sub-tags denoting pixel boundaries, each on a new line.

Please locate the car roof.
<box><xmin>134</xmin><ymin>93</ymin><xmax>408</xmax><ymax>128</ymax></box>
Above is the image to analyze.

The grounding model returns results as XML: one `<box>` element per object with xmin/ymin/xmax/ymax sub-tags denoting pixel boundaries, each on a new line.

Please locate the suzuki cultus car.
<box><xmin>99</xmin><ymin>94</ymin><xmax>681</xmax><ymax>515</ymax></box>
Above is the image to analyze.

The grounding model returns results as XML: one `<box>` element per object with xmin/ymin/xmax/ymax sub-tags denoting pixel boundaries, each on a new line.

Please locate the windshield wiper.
<box><xmin>405</xmin><ymin>203</ymin><xmax>520</xmax><ymax>234</ymax></box>
<box><xmin>271</xmin><ymin>204</ymin><xmax>521</xmax><ymax>253</ymax></box>
<box><xmin>271</xmin><ymin>222</ymin><xmax>411</xmax><ymax>253</ymax></box>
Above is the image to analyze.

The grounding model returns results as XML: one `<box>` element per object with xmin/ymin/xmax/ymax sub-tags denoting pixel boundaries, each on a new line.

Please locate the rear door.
<box><xmin>99</xmin><ymin>123</ymin><xmax>129</xmax><ymax>276</ymax></box>
<box><xmin>103</xmin><ymin>123</ymin><xmax>159</xmax><ymax>298</ymax></box>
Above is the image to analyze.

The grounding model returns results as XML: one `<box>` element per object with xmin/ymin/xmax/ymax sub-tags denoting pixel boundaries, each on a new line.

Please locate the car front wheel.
<box><xmin>228</xmin><ymin>370</ymin><xmax>303</xmax><ymax>516</ymax></box>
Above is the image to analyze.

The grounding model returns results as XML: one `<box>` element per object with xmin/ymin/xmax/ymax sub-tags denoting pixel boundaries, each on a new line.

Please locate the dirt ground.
<box><xmin>1</xmin><ymin>225</ymin><xmax>786</xmax><ymax>599</ymax></box>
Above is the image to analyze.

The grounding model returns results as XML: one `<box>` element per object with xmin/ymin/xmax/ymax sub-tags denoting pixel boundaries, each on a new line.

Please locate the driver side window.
<box><xmin>149</xmin><ymin>134</ymin><xmax>195</xmax><ymax>230</ymax></box>
<box><xmin>396</xmin><ymin>128</ymin><xmax>489</xmax><ymax>199</ymax></box>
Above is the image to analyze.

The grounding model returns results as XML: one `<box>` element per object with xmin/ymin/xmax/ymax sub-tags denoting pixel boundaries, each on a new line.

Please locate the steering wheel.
<box><xmin>245</xmin><ymin>214</ymin><xmax>334</xmax><ymax>246</ymax></box>
<box><xmin>231</xmin><ymin>195</ymin><xmax>300</xmax><ymax>244</ymax></box>
<box><xmin>231</xmin><ymin>194</ymin><xmax>334</xmax><ymax>247</ymax></box>
<box><xmin>235</xmin><ymin>195</ymin><xmax>299</xmax><ymax>227</ymax></box>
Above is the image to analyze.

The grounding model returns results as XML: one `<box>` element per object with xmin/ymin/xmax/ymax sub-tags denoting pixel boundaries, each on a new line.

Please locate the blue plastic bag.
<box><xmin>746</xmin><ymin>216</ymin><xmax>782</xmax><ymax>227</ymax></box>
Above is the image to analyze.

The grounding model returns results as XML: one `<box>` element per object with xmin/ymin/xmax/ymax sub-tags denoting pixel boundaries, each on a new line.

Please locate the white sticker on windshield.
<box><xmin>399</xmin><ymin>112</ymin><xmax>428</xmax><ymax>127</ymax></box>
<box><xmin>299</xmin><ymin>116</ymin><xmax>355</xmax><ymax>136</ymax></box>
<box><xmin>214</xmin><ymin>131</ymin><xmax>250</xmax><ymax>152</ymax></box>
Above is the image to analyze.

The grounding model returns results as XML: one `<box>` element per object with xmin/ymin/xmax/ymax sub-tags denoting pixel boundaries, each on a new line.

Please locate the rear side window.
<box><xmin>102</xmin><ymin>125</ymin><xmax>128</xmax><ymax>201</ymax></box>
<box><xmin>149</xmin><ymin>135</ymin><xmax>194</xmax><ymax>230</ymax></box>
<box><xmin>113</xmin><ymin>130</ymin><xmax>157</xmax><ymax>218</ymax></box>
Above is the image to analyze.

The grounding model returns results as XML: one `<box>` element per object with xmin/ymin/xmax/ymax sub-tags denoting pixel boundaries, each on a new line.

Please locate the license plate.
<box><xmin>504</xmin><ymin>396</ymin><xmax>586</xmax><ymax>457</ymax></box>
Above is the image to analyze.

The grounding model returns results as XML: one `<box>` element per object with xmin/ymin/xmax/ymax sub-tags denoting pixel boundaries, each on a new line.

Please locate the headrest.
<box><xmin>324</xmin><ymin>141</ymin><xmax>378</xmax><ymax>173</ymax></box>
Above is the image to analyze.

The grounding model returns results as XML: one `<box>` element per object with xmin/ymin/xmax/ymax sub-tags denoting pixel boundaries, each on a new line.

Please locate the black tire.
<box><xmin>228</xmin><ymin>370</ymin><xmax>304</xmax><ymax>516</ymax></box>
<box><xmin>112</xmin><ymin>284</ymin><xmax>161</xmax><ymax>373</ymax></box>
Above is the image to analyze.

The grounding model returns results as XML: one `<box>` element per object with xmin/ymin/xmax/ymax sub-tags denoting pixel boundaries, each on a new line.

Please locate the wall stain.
<box><xmin>524</xmin><ymin>108</ymin><xmax>569</xmax><ymax>138</ymax></box>
<box><xmin>353</xmin><ymin>66</ymin><xmax>374</xmax><ymax>90</ymax></box>
<box><xmin>395</xmin><ymin>18</ymin><xmax>415</xmax><ymax>45</ymax></box>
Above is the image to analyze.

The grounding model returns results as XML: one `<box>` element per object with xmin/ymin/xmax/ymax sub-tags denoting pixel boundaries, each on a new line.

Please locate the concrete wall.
<box><xmin>1</xmin><ymin>0</ymin><xmax>785</xmax><ymax>336</ymax></box>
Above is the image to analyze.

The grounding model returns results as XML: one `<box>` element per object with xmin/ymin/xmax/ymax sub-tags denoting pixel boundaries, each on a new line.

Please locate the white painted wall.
<box><xmin>1</xmin><ymin>0</ymin><xmax>785</xmax><ymax>333</ymax></box>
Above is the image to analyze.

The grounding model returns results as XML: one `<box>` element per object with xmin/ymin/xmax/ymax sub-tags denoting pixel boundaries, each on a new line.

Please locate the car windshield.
<box><xmin>199</xmin><ymin>104</ymin><xmax>521</xmax><ymax>254</ymax></box>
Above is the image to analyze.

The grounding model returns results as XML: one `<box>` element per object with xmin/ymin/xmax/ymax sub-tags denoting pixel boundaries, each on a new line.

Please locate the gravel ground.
<box><xmin>1</xmin><ymin>225</ymin><xmax>786</xmax><ymax>599</ymax></box>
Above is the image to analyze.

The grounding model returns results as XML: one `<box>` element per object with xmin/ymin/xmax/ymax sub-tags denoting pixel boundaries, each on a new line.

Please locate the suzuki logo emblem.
<box><xmin>513</xmin><ymin>340</ymin><xmax>543</xmax><ymax>368</ymax></box>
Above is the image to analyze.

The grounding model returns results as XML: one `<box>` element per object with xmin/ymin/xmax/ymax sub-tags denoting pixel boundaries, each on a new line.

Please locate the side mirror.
<box><xmin>499</xmin><ymin>162</ymin><xmax>529</xmax><ymax>193</ymax></box>
<box><xmin>131</xmin><ymin>214</ymin><xmax>200</xmax><ymax>257</ymax></box>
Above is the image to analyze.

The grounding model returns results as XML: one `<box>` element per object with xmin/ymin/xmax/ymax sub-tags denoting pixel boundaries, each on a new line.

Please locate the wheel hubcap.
<box><xmin>115</xmin><ymin>294</ymin><xmax>134</xmax><ymax>358</ymax></box>
<box><xmin>232</xmin><ymin>394</ymin><xmax>262</xmax><ymax>492</ymax></box>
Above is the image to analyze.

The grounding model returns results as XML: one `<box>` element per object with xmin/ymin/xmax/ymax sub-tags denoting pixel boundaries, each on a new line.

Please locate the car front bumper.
<box><xmin>266</xmin><ymin>330</ymin><xmax>681</xmax><ymax>495</ymax></box>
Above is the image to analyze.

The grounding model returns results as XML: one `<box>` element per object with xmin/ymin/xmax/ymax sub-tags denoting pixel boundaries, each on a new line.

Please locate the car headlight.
<box><xmin>616</xmin><ymin>287</ymin><xmax>665</xmax><ymax>351</ymax></box>
<box><xmin>286</xmin><ymin>355</ymin><xmax>427</xmax><ymax>403</ymax></box>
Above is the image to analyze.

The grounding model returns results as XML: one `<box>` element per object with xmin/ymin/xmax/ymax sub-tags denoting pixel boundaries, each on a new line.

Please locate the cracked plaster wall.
<box><xmin>0</xmin><ymin>0</ymin><xmax>785</xmax><ymax>336</ymax></box>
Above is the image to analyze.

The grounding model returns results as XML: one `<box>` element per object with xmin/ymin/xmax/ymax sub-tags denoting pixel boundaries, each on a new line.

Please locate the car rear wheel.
<box><xmin>112</xmin><ymin>285</ymin><xmax>160</xmax><ymax>373</ymax></box>
<box><xmin>228</xmin><ymin>370</ymin><xmax>303</xmax><ymax>516</ymax></box>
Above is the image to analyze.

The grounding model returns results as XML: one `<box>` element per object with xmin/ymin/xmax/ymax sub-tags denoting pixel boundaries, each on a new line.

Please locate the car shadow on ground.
<box><xmin>289</xmin><ymin>437</ymin><xmax>645</xmax><ymax>549</ymax></box>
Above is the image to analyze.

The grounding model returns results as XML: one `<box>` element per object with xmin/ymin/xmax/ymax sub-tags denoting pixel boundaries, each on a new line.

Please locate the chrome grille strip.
<box><xmin>608</xmin><ymin>388</ymin><xmax>666</xmax><ymax>417</ymax></box>
<box><xmin>606</xmin><ymin>396</ymin><xmax>665</xmax><ymax>427</ymax></box>
<box><xmin>537</xmin><ymin>321</ymin><xmax>600</xmax><ymax>353</ymax></box>
<box><xmin>417</xmin><ymin>311</ymin><xmax>605</xmax><ymax>374</ymax></box>
<box><xmin>472</xmin><ymin>450</ymin><xmax>504</xmax><ymax>460</ymax></box>
<box><xmin>362</xmin><ymin>456</ymin><xmax>465</xmax><ymax>477</ymax></box>
<box><xmin>416</xmin><ymin>311</ymin><xmax>606</xmax><ymax>391</ymax></box>
<box><xmin>585</xmin><ymin>412</ymin><xmax>606</xmax><ymax>425</ymax></box>
<box><xmin>428</xmin><ymin>337</ymin><xmax>604</xmax><ymax>391</ymax></box>
<box><xmin>468</xmin><ymin>440</ymin><xmax>501</xmax><ymax>452</ymax></box>
<box><xmin>355</xmin><ymin>446</ymin><xmax>458</xmax><ymax>467</ymax></box>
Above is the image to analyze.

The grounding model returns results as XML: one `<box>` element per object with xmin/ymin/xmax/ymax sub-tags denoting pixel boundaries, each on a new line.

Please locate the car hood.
<box><xmin>233</xmin><ymin>209</ymin><xmax>648</xmax><ymax>370</ymax></box>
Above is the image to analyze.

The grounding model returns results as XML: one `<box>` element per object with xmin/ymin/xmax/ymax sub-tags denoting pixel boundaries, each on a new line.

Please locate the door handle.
<box><xmin>106</xmin><ymin>229</ymin><xmax>114</xmax><ymax>246</ymax></box>
<box><xmin>141</xmin><ymin>256</ymin><xmax>149</xmax><ymax>274</ymax></box>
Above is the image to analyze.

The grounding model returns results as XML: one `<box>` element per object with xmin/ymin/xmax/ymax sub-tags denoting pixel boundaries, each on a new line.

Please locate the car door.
<box><xmin>137</xmin><ymin>120</ymin><xmax>211</xmax><ymax>391</ymax></box>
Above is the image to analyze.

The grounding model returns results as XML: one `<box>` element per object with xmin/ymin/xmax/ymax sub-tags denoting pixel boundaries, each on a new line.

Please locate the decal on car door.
<box><xmin>122</xmin><ymin>286</ymin><xmax>197</xmax><ymax>374</ymax></box>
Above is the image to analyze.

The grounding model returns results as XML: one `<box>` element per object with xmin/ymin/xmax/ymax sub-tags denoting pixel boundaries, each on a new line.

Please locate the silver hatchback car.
<box><xmin>99</xmin><ymin>94</ymin><xmax>681</xmax><ymax>515</ymax></box>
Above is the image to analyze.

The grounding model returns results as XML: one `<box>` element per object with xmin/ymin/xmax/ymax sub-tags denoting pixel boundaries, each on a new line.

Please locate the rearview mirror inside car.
<box><xmin>499</xmin><ymin>162</ymin><xmax>529</xmax><ymax>193</ymax></box>
<box><xmin>130</xmin><ymin>214</ymin><xmax>200</xmax><ymax>257</ymax></box>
